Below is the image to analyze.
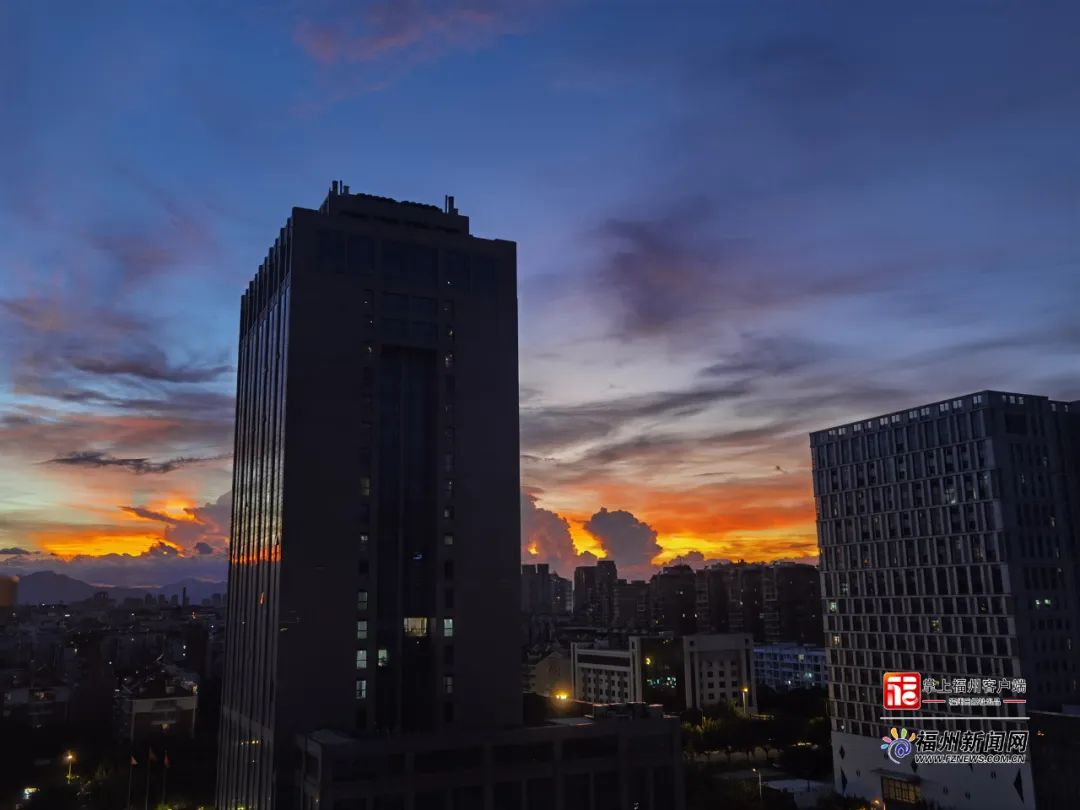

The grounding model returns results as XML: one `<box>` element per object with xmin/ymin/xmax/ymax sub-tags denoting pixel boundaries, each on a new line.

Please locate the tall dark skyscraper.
<box><xmin>217</xmin><ymin>184</ymin><xmax>521</xmax><ymax>808</ymax></box>
<box><xmin>812</xmin><ymin>391</ymin><xmax>1080</xmax><ymax>810</ymax></box>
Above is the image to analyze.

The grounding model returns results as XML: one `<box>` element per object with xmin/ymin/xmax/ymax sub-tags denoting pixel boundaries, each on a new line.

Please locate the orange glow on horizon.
<box><xmin>35</xmin><ymin>527</ymin><xmax>182</xmax><ymax>560</ymax></box>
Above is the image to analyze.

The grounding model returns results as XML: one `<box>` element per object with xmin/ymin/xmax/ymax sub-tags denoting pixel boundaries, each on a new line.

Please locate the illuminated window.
<box><xmin>356</xmin><ymin>650</ymin><xmax>367</xmax><ymax>669</ymax></box>
<box><xmin>355</xmin><ymin>679</ymin><xmax>367</xmax><ymax>700</ymax></box>
<box><xmin>378</xmin><ymin>648</ymin><xmax>389</xmax><ymax>667</ymax></box>
<box><xmin>357</xmin><ymin>590</ymin><xmax>368</xmax><ymax>611</ymax></box>
<box><xmin>444</xmin><ymin>675</ymin><xmax>454</xmax><ymax>694</ymax></box>
<box><xmin>444</xmin><ymin>352</ymin><xmax>454</xmax><ymax>369</ymax></box>
<box><xmin>403</xmin><ymin>617</ymin><xmax>428</xmax><ymax>637</ymax></box>
<box><xmin>444</xmin><ymin>533</ymin><xmax>454</xmax><ymax>547</ymax></box>
<box><xmin>356</xmin><ymin>620</ymin><xmax>368</xmax><ymax>641</ymax></box>
<box><xmin>359</xmin><ymin>533</ymin><xmax>369</xmax><ymax>547</ymax></box>
<box><xmin>443</xmin><ymin>618</ymin><xmax>454</xmax><ymax>638</ymax></box>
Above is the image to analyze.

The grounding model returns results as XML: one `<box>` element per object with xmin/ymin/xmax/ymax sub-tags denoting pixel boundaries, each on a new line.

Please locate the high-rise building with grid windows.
<box><xmin>216</xmin><ymin>184</ymin><xmax>521</xmax><ymax>808</ymax></box>
<box><xmin>811</xmin><ymin>391</ymin><xmax>1080</xmax><ymax>810</ymax></box>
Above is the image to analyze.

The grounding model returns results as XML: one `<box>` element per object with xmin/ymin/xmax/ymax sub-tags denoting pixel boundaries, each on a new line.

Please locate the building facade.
<box><xmin>682</xmin><ymin>633</ymin><xmax>756</xmax><ymax>714</ymax></box>
<box><xmin>217</xmin><ymin>185</ymin><xmax>521</xmax><ymax>808</ymax></box>
<box><xmin>812</xmin><ymin>391</ymin><xmax>1080</xmax><ymax>809</ymax></box>
<box><xmin>296</xmin><ymin>703</ymin><xmax>684</xmax><ymax>810</ymax></box>
<box><xmin>753</xmin><ymin>643</ymin><xmax>826</xmax><ymax>691</ymax></box>
<box><xmin>571</xmin><ymin>644</ymin><xmax>636</xmax><ymax>705</ymax></box>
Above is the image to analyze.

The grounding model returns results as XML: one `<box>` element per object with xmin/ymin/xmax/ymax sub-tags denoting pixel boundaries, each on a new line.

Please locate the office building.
<box><xmin>753</xmin><ymin>643</ymin><xmax>826</xmax><ymax>691</ymax></box>
<box><xmin>682</xmin><ymin>633</ymin><xmax>756</xmax><ymax>714</ymax></box>
<box><xmin>571</xmin><ymin>644</ymin><xmax>636</xmax><ymax>705</ymax></box>
<box><xmin>812</xmin><ymin>391</ymin><xmax>1080</xmax><ymax>809</ymax></box>
<box><xmin>572</xmin><ymin>634</ymin><xmax>755</xmax><ymax>714</ymax></box>
<box><xmin>217</xmin><ymin>185</ymin><xmax>521</xmax><ymax>808</ymax></box>
<box><xmin>217</xmin><ymin>185</ymin><xmax>684</xmax><ymax>810</ymax></box>
<box><xmin>115</xmin><ymin>673</ymin><xmax>198</xmax><ymax>743</ymax></box>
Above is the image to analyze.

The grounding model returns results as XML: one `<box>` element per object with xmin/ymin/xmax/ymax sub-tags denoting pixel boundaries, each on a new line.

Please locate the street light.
<box><xmin>741</xmin><ymin>686</ymin><xmax>749</xmax><ymax>717</ymax></box>
<box><xmin>752</xmin><ymin>767</ymin><xmax>762</xmax><ymax>799</ymax></box>
<box><xmin>65</xmin><ymin>751</ymin><xmax>74</xmax><ymax>782</ymax></box>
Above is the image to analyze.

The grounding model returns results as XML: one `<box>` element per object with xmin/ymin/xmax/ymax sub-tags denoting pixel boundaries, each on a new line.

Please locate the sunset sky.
<box><xmin>2</xmin><ymin>2</ymin><xmax>1079</xmax><ymax>585</ymax></box>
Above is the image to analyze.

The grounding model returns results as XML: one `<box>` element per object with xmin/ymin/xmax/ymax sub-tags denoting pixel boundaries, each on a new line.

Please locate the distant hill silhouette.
<box><xmin>15</xmin><ymin>571</ymin><xmax>226</xmax><ymax>605</ymax></box>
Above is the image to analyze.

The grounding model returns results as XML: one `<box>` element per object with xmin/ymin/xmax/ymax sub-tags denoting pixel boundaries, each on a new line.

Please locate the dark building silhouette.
<box><xmin>762</xmin><ymin>563</ymin><xmax>822</xmax><ymax>645</ymax></box>
<box><xmin>648</xmin><ymin>565</ymin><xmax>697</xmax><ymax>635</ymax></box>
<box><xmin>614</xmin><ymin>579</ymin><xmax>650</xmax><ymax>629</ymax></box>
<box><xmin>521</xmin><ymin>563</ymin><xmax>553</xmax><ymax>614</ymax></box>
<box><xmin>217</xmin><ymin>185</ymin><xmax>521</xmax><ymax>808</ymax></box>
<box><xmin>694</xmin><ymin>561</ymin><xmax>820</xmax><ymax>643</ymax></box>
<box><xmin>573</xmin><ymin>559</ymin><xmax>617</xmax><ymax>625</ymax></box>
<box><xmin>813</xmin><ymin>391</ymin><xmax>1080</xmax><ymax>807</ymax></box>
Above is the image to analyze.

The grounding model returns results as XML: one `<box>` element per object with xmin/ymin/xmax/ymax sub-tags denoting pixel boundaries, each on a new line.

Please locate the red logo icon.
<box><xmin>883</xmin><ymin>672</ymin><xmax>921</xmax><ymax>710</ymax></box>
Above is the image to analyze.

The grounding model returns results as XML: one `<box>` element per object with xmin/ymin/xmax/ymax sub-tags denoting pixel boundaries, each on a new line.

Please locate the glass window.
<box><xmin>443</xmin><ymin>618</ymin><xmax>454</xmax><ymax>638</ymax></box>
<box><xmin>403</xmin><ymin>617</ymin><xmax>429</xmax><ymax>637</ymax></box>
<box><xmin>355</xmin><ymin>678</ymin><xmax>367</xmax><ymax>699</ymax></box>
<box><xmin>358</xmin><ymin>590</ymin><xmax>368</xmax><ymax>611</ymax></box>
<box><xmin>378</xmin><ymin>648</ymin><xmax>389</xmax><ymax>667</ymax></box>
<box><xmin>443</xmin><ymin>533</ymin><xmax>454</xmax><ymax>547</ymax></box>
<box><xmin>356</xmin><ymin>650</ymin><xmax>367</xmax><ymax>669</ymax></box>
<box><xmin>444</xmin><ymin>675</ymin><xmax>454</xmax><ymax>694</ymax></box>
<box><xmin>357</xmin><ymin>620</ymin><xmax>368</xmax><ymax>640</ymax></box>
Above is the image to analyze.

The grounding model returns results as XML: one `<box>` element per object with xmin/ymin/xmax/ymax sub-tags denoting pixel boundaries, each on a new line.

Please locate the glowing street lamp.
<box><xmin>65</xmin><ymin>751</ymin><xmax>75</xmax><ymax>782</ymax></box>
<box><xmin>741</xmin><ymin>686</ymin><xmax>749</xmax><ymax>717</ymax></box>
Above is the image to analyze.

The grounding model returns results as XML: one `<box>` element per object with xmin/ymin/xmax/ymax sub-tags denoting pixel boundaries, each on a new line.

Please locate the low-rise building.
<box><xmin>1</xmin><ymin>683</ymin><xmax>71</xmax><ymax>728</ymax></box>
<box><xmin>571</xmin><ymin>644</ymin><xmax>635</xmax><ymax>705</ymax></box>
<box><xmin>114</xmin><ymin>671</ymin><xmax>198</xmax><ymax>742</ymax></box>
<box><xmin>524</xmin><ymin>647</ymin><xmax>572</xmax><ymax>698</ymax></box>
<box><xmin>753</xmin><ymin>643</ymin><xmax>827</xmax><ymax>691</ymax></box>
<box><xmin>572</xmin><ymin>634</ymin><xmax>758</xmax><ymax>714</ymax></box>
<box><xmin>682</xmin><ymin>633</ymin><xmax>756</xmax><ymax>713</ymax></box>
<box><xmin>297</xmin><ymin>702</ymin><xmax>685</xmax><ymax>810</ymax></box>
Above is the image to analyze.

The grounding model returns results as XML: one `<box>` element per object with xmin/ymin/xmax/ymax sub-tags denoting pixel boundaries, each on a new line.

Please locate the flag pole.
<box><xmin>143</xmin><ymin>746</ymin><xmax>152</xmax><ymax>810</ymax></box>
<box><xmin>160</xmin><ymin>751</ymin><xmax>168</xmax><ymax>808</ymax></box>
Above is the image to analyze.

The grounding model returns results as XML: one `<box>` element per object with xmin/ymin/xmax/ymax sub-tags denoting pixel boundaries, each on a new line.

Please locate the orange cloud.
<box><xmin>540</xmin><ymin>470</ymin><xmax>818</xmax><ymax>567</ymax></box>
<box><xmin>33</xmin><ymin>526</ymin><xmax>182</xmax><ymax>559</ymax></box>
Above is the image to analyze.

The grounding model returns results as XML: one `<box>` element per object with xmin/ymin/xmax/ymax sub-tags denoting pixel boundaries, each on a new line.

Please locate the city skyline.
<box><xmin>4</xmin><ymin>3</ymin><xmax>1080</xmax><ymax>586</ymax></box>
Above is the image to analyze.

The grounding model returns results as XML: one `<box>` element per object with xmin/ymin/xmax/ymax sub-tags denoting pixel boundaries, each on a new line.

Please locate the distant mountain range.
<box><xmin>14</xmin><ymin>571</ymin><xmax>226</xmax><ymax>605</ymax></box>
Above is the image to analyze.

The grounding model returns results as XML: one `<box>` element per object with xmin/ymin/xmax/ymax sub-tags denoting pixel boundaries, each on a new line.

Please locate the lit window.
<box><xmin>444</xmin><ymin>352</ymin><xmax>454</xmax><ymax>369</ymax></box>
<box><xmin>356</xmin><ymin>620</ymin><xmax>367</xmax><ymax>641</ymax></box>
<box><xmin>378</xmin><ymin>648</ymin><xmax>389</xmax><ymax>667</ymax></box>
<box><xmin>356</xmin><ymin>650</ymin><xmax>367</xmax><ymax>669</ymax></box>
<box><xmin>444</xmin><ymin>675</ymin><xmax>454</xmax><ymax>694</ymax></box>
<box><xmin>359</xmin><ymin>533</ymin><xmax>369</xmax><ymax>547</ymax></box>
<box><xmin>355</xmin><ymin>679</ymin><xmax>367</xmax><ymax>700</ymax></box>
<box><xmin>360</xmin><ymin>477</ymin><xmax>371</xmax><ymax>497</ymax></box>
<box><xmin>403</xmin><ymin>617</ymin><xmax>428</xmax><ymax>637</ymax></box>
<box><xmin>443</xmin><ymin>618</ymin><xmax>454</xmax><ymax>638</ymax></box>
<box><xmin>443</xmin><ymin>533</ymin><xmax>454</xmax><ymax>547</ymax></box>
<box><xmin>357</xmin><ymin>591</ymin><xmax>368</xmax><ymax>611</ymax></box>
